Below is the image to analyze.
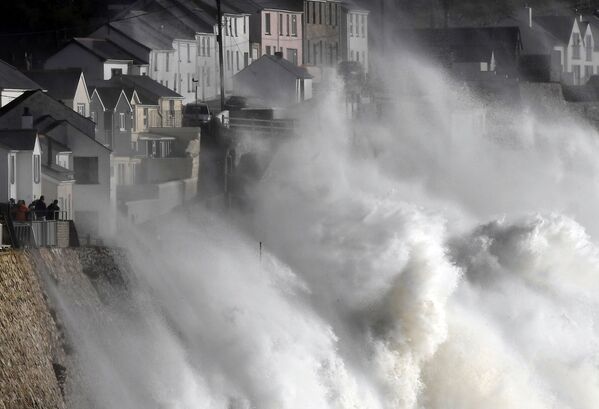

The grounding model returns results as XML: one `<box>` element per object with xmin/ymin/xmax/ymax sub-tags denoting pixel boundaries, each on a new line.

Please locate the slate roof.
<box><xmin>0</xmin><ymin>130</ymin><xmax>37</xmax><ymax>150</ymax></box>
<box><xmin>72</xmin><ymin>37</ymin><xmax>145</xmax><ymax>64</ymax></box>
<box><xmin>94</xmin><ymin>87</ymin><xmax>126</xmax><ymax>110</ymax></box>
<box><xmin>238</xmin><ymin>55</ymin><xmax>313</xmax><ymax>79</ymax></box>
<box><xmin>25</xmin><ymin>69</ymin><xmax>83</xmax><ymax>101</ymax></box>
<box><xmin>0</xmin><ymin>90</ymin><xmax>105</xmax><ymax>151</ymax></box>
<box><xmin>0</xmin><ymin>59</ymin><xmax>43</xmax><ymax>90</ymax></box>
<box><xmin>534</xmin><ymin>16</ymin><xmax>574</xmax><ymax>45</ymax></box>
<box><xmin>110</xmin><ymin>75</ymin><xmax>183</xmax><ymax>104</ymax></box>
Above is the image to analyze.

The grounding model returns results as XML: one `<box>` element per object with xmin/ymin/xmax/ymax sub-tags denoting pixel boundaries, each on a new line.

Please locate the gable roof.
<box><xmin>534</xmin><ymin>16</ymin><xmax>575</xmax><ymax>45</ymax></box>
<box><xmin>0</xmin><ymin>59</ymin><xmax>43</xmax><ymax>91</ymax></box>
<box><xmin>72</xmin><ymin>37</ymin><xmax>146</xmax><ymax>64</ymax></box>
<box><xmin>94</xmin><ymin>87</ymin><xmax>127</xmax><ymax>110</ymax></box>
<box><xmin>25</xmin><ymin>69</ymin><xmax>84</xmax><ymax>101</ymax></box>
<box><xmin>0</xmin><ymin>129</ymin><xmax>38</xmax><ymax>150</ymax></box>
<box><xmin>237</xmin><ymin>55</ymin><xmax>313</xmax><ymax>79</ymax></box>
<box><xmin>110</xmin><ymin>75</ymin><xmax>183</xmax><ymax>104</ymax></box>
<box><xmin>226</xmin><ymin>0</ymin><xmax>303</xmax><ymax>13</ymax></box>
<box><xmin>0</xmin><ymin>90</ymin><xmax>109</xmax><ymax>152</ymax></box>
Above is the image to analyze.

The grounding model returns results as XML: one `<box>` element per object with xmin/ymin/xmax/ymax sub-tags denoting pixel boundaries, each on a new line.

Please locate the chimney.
<box><xmin>21</xmin><ymin>107</ymin><xmax>33</xmax><ymax>129</ymax></box>
<box><xmin>274</xmin><ymin>51</ymin><xmax>283</xmax><ymax>59</ymax></box>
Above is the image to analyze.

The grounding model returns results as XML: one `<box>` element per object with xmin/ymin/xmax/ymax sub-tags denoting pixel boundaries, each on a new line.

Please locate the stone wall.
<box><xmin>0</xmin><ymin>247</ymin><xmax>131</xmax><ymax>409</ymax></box>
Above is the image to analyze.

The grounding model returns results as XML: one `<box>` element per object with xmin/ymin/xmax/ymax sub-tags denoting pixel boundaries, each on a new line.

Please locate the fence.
<box><xmin>13</xmin><ymin>211</ymin><xmax>71</xmax><ymax>248</ymax></box>
<box><xmin>229</xmin><ymin>117</ymin><xmax>296</xmax><ymax>136</ymax></box>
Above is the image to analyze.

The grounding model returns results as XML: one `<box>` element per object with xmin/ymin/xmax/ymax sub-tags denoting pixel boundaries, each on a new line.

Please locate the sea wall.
<box><xmin>0</xmin><ymin>247</ymin><xmax>130</xmax><ymax>409</ymax></box>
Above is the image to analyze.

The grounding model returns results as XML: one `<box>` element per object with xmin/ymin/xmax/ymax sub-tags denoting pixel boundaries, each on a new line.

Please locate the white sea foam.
<box><xmin>55</xmin><ymin>51</ymin><xmax>599</xmax><ymax>409</ymax></box>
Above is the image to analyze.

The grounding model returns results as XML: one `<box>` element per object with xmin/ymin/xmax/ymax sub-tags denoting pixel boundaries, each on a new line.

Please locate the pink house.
<box><xmin>250</xmin><ymin>5</ymin><xmax>304</xmax><ymax>66</ymax></box>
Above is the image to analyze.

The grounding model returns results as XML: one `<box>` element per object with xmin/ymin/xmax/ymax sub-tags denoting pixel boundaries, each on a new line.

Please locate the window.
<box><xmin>227</xmin><ymin>50</ymin><xmax>231</xmax><ymax>70</ymax></box>
<box><xmin>327</xmin><ymin>3</ymin><xmax>331</xmax><ymax>25</ymax></box>
<box><xmin>585</xmin><ymin>65</ymin><xmax>593</xmax><ymax>82</ymax></box>
<box><xmin>244</xmin><ymin>52</ymin><xmax>249</xmax><ymax>67</ymax></box>
<box><xmin>111</xmin><ymin>68</ymin><xmax>122</xmax><ymax>78</ymax></box>
<box><xmin>362</xmin><ymin>15</ymin><xmax>366</xmax><ymax>37</ymax></box>
<box><xmin>91</xmin><ymin>111</ymin><xmax>96</xmax><ymax>123</ymax></box>
<box><xmin>265</xmin><ymin>13</ymin><xmax>271</xmax><ymax>34</ymax></box>
<box><xmin>187</xmin><ymin>43</ymin><xmax>191</xmax><ymax>62</ymax></box>
<box><xmin>573</xmin><ymin>33</ymin><xmax>581</xmax><ymax>59</ymax></box>
<box><xmin>234</xmin><ymin>17</ymin><xmax>238</xmax><ymax>37</ymax></box>
<box><xmin>74</xmin><ymin>157</ymin><xmax>99</xmax><ymax>184</ymax></box>
<box><xmin>351</xmin><ymin>50</ymin><xmax>354</xmax><ymax>61</ymax></box>
<box><xmin>174</xmin><ymin>73</ymin><xmax>177</xmax><ymax>91</ymax></box>
<box><xmin>143</xmin><ymin>108</ymin><xmax>148</xmax><ymax>129</ymax></box>
<box><xmin>9</xmin><ymin>155</ymin><xmax>15</xmax><ymax>184</ymax></box>
<box><xmin>117</xmin><ymin>163</ymin><xmax>126</xmax><ymax>185</ymax></box>
<box><xmin>307</xmin><ymin>40</ymin><xmax>311</xmax><ymax>62</ymax></box>
<box><xmin>311</xmin><ymin>2</ymin><xmax>315</xmax><ymax>24</ymax></box>
<box><xmin>334</xmin><ymin>4</ymin><xmax>338</xmax><ymax>26</ymax></box>
<box><xmin>77</xmin><ymin>103</ymin><xmax>86</xmax><ymax>116</ymax></box>
<box><xmin>279</xmin><ymin>14</ymin><xmax>283</xmax><ymax>35</ymax></box>
<box><xmin>287</xmin><ymin>14</ymin><xmax>290</xmax><ymax>36</ymax></box>
<box><xmin>319</xmin><ymin>2</ymin><xmax>323</xmax><ymax>24</ymax></box>
<box><xmin>153</xmin><ymin>53</ymin><xmax>158</xmax><ymax>71</ymax></box>
<box><xmin>287</xmin><ymin>48</ymin><xmax>298</xmax><ymax>65</ymax></box>
<box><xmin>266</xmin><ymin>45</ymin><xmax>271</xmax><ymax>55</ymax></box>
<box><xmin>187</xmin><ymin>73</ymin><xmax>191</xmax><ymax>92</ymax></box>
<box><xmin>291</xmin><ymin>15</ymin><xmax>297</xmax><ymax>36</ymax></box>
<box><xmin>206</xmin><ymin>67</ymin><xmax>211</xmax><ymax>86</ymax></box>
<box><xmin>350</xmin><ymin>14</ymin><xmax>354</xmax><ymax>36</ymax></box>
<box><xmin>586</xmin><ymin>36</ymin><xmax>593</xmax><ymax>62</ymax></box>
<box><xmin>236</xmin><ymin>51</ymin><xmax>240</xmax><ymax>70</ymax></box>
<box><xmin>573</xmin><ymin>64</ymin><xmax>581</xmax><ymax>84</ymax></box>
<box><xmin>33</xmin><ymin>154</ymin><xmax>40</xmax><ymax>184</ymax></box>
<box><xmin>244</xmin><ymin>16</ymin><xmax>247</xmax><ymax>34</ymax></box>
<box><xmin>119</xmin><ymin>113</ymin><xmax>126</xmax><ymax>130</ymax></box>
<box><xmin>166</xmin><ymin>52</ymin><xmax>170</xmax><ymax>71</ymax></box>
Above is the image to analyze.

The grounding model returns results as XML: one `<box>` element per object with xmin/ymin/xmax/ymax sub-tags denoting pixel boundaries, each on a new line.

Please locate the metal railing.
<box><xmin>13</xmin><ymin>220</ymin><xmax>58</xmax><ymax>247</ymax></box>
<box><xmin>229</xmin><ymin>117</ymin><xmax>296</xmax><ymax>136</ymax></box>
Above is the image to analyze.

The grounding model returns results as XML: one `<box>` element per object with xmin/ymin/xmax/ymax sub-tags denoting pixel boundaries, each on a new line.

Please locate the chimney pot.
<box><xmin>274</xmin><ymin>51</ymin><xmax>283</xmax><ymax>59</ymax></box>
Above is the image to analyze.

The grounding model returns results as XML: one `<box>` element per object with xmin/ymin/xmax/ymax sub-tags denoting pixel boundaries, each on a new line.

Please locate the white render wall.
<box><xmin>222</xmin><ymin>15</ymin><xmax>252</xmax><ymax>93</ymax></box>
<box><xmin>103</xmin><ymin>62</ymin><xmax>131</xmax><ymax>80</ymax></box>
<box><xmin>1</xmin><ymin>90</ymin><xmax>26</xmax><ymax>107</ymax></box>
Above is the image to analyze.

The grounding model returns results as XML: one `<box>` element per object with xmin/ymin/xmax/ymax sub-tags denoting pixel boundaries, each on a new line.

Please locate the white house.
<box><xmin>0</xmin><ymin>129</ymin><xmax>42</xmax><ymax>204</ymax></box>
<box><xmin>25</xmin><ymin>69</ymin><xmax>91</xmax><ymax>117</ymax></box>
<box><xmin>0</xmin><ymin>90</ymin><xmax>115</xmax><ymax>240</ymax></box>
<box><xmin>92</xmin><ymin>0</ymin><xmax>251</xmax><ymax>103</ymax></box>
<box><xmin>0</xmin><ymin>59</ymin><xmax>43</xmax><ymax>107</ymax></box>
<box><xmin>233</xmin><ymin>53</ymin><xmax>313</xmax><ymax>106</ymax></box>
<box><xmin>340</xmin><ymin>4</ymin><xmax>369</xmax><ymax>73</ymax></box>
<box><xmin>44</xmin><ymin>38</ymin><xmax>146</xmax><ymax>82</ymax></box>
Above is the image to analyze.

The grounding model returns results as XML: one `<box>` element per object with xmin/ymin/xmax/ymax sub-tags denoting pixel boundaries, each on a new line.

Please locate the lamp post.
<box><xmin>217</xmin><ymin>0</ymin><xmax>226</xmax><ymax>111</ymax></box>
<box><xmin>192</xmin><ymin>77</ymin><xmax>199</xmax><ymax>102</ymax></box>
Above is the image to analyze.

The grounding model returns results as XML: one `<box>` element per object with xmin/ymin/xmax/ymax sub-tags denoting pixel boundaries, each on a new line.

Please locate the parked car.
<box><xmin>182</xmin><ymin>103</ymin><xmax>212</xmax><ymax>126</ymax></box>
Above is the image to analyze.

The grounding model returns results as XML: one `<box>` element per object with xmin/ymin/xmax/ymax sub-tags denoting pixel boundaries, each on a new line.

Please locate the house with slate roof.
<box><xmin>0</xmin><ymin>90</ymin><xmax>115</xmax><ymax>240</ymax></box>
<box><xmin>0</xmin><ymin>59</ymin><xmax>43</xmax><ymax>107</ymax></box>
<box><xmin>233</xmin><ymin>53</ymin><xmax>313</xmax><ymax>106</ymax></box>
<box><xmin>25</xmin><ymin>69</ymin><xmax>91</xmax><ymax>117</ymax></box>
<box><xmin>92</xmin><ymin>0</ymin><xmax>251</xmax><ymax>103</ymax></box>
<box><xmin>89</xmin><ymin>86</ymin><xmax>139</xmax><ymax>187</ymax></box>
<box><xmin>0</xmin><ymin>129</ymin><xmax>42</xmax><ymax>204</ymax></box>
<box><xmin>44</xmin><ymin>37</ymin><xmax>147</xmax><ymax>82</ymax></box>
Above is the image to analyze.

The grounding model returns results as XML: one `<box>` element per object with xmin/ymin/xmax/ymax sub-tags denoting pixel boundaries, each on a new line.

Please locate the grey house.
<box><xmin>89</xmin><ymin>87</ymin><xmax>133</xmax><ymax>153</ymax></box>
<box><xmin>0</xmin><ymin>59</ymin><xmax>43</xmax><ymax>107</ymax></box>
<box><xmin>233</xmin><ymin>53</ymin><xmax>313</xmax><ymax>106</ymax></box>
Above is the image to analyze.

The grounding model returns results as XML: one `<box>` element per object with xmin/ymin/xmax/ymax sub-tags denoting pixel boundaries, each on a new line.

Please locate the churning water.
<box><xmin>58</xmin><ymin>54</ymin><xmax>599</xmax><ymax>408</ymax></box>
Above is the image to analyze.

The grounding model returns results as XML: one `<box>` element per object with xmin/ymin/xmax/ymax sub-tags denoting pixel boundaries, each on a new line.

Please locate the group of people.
<box><xmin>9</xmin><ymin>196</ymin><xmax>61</xmax><ymax>221</ymax></box>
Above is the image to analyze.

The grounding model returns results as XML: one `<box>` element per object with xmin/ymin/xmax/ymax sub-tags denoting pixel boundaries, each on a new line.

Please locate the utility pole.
<box><xmin>217</xmin><ymin>0</ymin><xmax>226</xmax><ymax>111</ymax></box>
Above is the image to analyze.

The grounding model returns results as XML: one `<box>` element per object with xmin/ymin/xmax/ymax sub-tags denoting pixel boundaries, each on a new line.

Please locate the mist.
<box><xmin>51</xmin><ymin>45</ymin><xmax>599</xmax><ymax>409</ymax></box>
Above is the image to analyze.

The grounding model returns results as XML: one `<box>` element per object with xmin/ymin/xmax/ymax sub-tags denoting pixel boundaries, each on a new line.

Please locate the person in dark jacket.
<box><xmin>47</xmin><ymin>200</ymin><xmax>60</xmax><ymax>220</ymax></box>
<box><xmin>35</xmin><ymin>196</ymin><xmax>47</xmax><ymax>220</ymax></box>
